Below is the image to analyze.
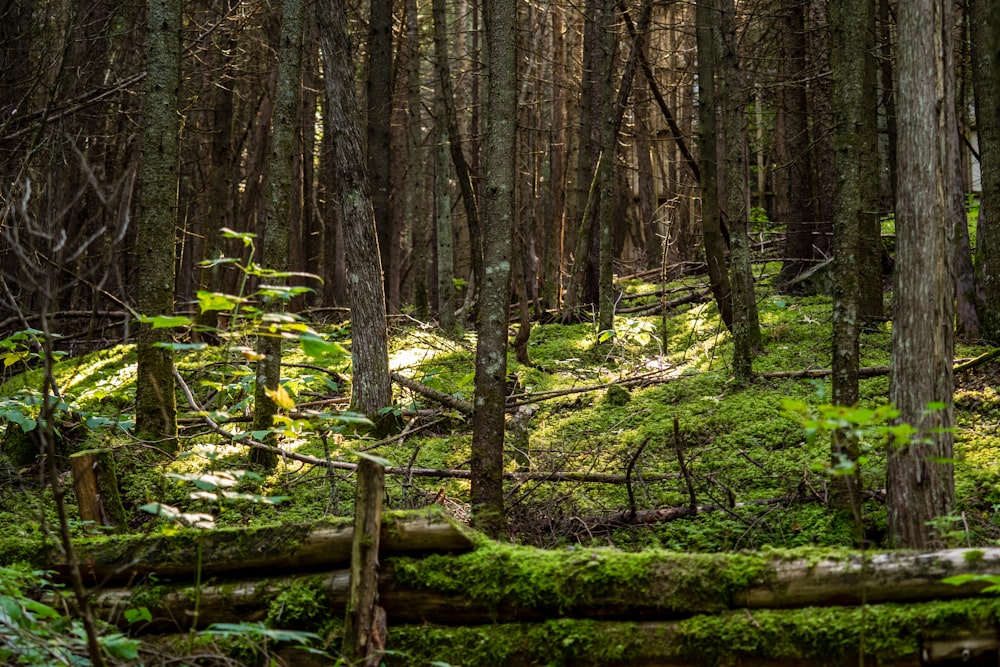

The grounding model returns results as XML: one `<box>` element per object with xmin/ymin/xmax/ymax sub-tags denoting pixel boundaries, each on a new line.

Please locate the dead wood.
<box><xmin>390</xmin><ymin>371</ymin><xmax>474</xmax><ymax>415</ymax></box>
<box><xmin>81</xmin><ymin>545</ymin><xmax>1000</xmax><ymax>632</ymax></box>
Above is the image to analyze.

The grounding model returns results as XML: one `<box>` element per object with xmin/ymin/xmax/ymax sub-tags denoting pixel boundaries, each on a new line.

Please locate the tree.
<box><xmin>250</xmin><ymin>0</ymin><xmax>304</xmax><ymax>469</ymax></box>
<box><xmin>135</xmin><ymin>0</ymin><xmax>181</xmax><ymax>448</ymax></box>
<box><xmin>696</xmin><ymin>0</ymin><xmax>734</xmax><ymax>333</ymax></box>
<box><xmin>718</xmin><ymin>0</ymin><xmax>761</xmax><ymax>383</ymax></box>
<box><xmin>367</xmin><ymin>0</ymin><xmax>398</xmax><ymax>312</ymax></box>
<box><xmin>972</xmin><ymin>0</ymin><xmax>1000</xmax><ymax>342</ymax></box>
<box><xmin>829</xmin><ymin>0</ymin><xmax>877</xmax><ymax>521</ymax></box>
<box><xmin>318</xmin><ymin>0</ymin><xmax>393</xmax><ymax>421</ymax></box>
<box><xmin>887</xmin><ymin>0</ymin><xmax>958</xmax><ymax>549</ymax></box>
<box><xmin>471</xmin><ymin>0</ymin><xmax>516</xmax><ymax>537</ymax></box>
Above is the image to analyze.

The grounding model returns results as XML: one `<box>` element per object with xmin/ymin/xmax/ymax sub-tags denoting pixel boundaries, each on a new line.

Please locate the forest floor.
<box><xmin>2</xmin><ymin>259</ymin><xmax>999</xmax><ymax>557</ymax></box>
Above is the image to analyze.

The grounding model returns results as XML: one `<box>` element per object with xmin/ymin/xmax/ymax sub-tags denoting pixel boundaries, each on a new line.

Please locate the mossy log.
<box><xmin>28</xmin><ymin>510</ymin><xmax>473</xmax><ymax>584</ymax></box>
<box><xmin>79</xmin><ymin>546</ymin><xmax>1000</xmax><ymax>632</ymax></box>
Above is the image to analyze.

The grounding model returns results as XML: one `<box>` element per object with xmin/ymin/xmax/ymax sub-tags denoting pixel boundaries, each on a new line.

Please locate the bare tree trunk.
<box><xmin>888</xmin><ymin>0</ymin><xmax>957</xmax><ymax>549</ymax></box>
<box><xmin>318</xmin><ymin>0</ymin><xmax>393</xmax><ymax>421</ymax></box>
<box><xmin>696</xmin><ymin>0</ymin><xmax>734</xmax><ymax>332</ymax></box>
<box><xmin>367</xmin><ymin>0</ymin><xmax>397</xmax><ymax>312</ymax></box>
<box><xmin>471</xmin><ymin>0</ymin><xmax>516</xmax><ymax>537</ymax></box>
<box><xmin>718</xmin><ymin>0</ymin><xmax>760</xmax><ymax>382</ymax></box>
<box><xmin>135</xmin><ymin>0</ymin><xmax>180</xmax><ymax>448</ymax></box>
<box><xmin>251</xmin><ymin>0</ymin><xmax>304</xmax><ymax>469</ymax></box>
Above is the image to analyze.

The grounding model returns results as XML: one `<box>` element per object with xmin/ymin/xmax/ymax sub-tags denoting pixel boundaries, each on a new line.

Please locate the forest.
<box><xmin>3</xmin><ymin>0</ymin><xmax>1000</xmax><ymax>663</ymax></box>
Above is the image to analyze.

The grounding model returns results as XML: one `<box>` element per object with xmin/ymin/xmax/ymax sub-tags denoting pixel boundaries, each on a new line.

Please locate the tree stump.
<box><xmin>343</xmin><ymin>457</ymin><xmax>386</xmax><ymax>666</ymax></box>
<box><xmin>70</xmin><ymin>449</ymin><xmax>127</xmax><ymax>533</ymax></box>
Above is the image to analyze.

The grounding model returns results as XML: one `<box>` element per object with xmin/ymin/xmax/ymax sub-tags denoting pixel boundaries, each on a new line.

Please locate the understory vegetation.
<box><xmin>2</xmin><ymin>251</ymin><xmax>999</xmax><ymax>665</ymax></box>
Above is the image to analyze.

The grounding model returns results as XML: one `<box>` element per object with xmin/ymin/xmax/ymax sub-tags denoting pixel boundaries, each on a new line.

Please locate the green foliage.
<box><xmin>0</xmin><ymin>564</ymin><xmax>140</xmax><ymax>665</ymax></box>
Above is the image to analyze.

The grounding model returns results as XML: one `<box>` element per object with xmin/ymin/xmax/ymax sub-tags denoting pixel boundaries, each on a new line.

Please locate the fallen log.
<box><xmin>24</xmin><ymin>510</ymin><xmax>474</xmax><ymax>585</ymax></box>
<box><xmin>78</xmin><ymin>544</ymin><xmax>1000</xmax><ymax>631</ymax></box>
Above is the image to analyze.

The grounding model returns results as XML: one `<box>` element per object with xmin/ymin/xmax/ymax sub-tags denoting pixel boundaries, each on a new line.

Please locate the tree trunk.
<box><xmin>829</xmin><ymin>0</ymin><xmax>877</xmax><ymax>521</ymax></box>
<box><xmin>135</xmin><ymin>0</ymin><xmax>180</xmax><ymax>448</ymax></box>
<box><xmin>972</xmin><ymin>0</ymin><xmax>1000</xmax><ymax>342</ymax></box>
<box><xmin>342</xmin><ymin>459</ymin><xmax>386</xmax><ymax>666</ymax></box>
<box><xmin>432</xmin><ymin>0</ymin><xmax>458</xmax><ymax>335</ymax></box>
<box><xmin>318</xmin><ymin>0</ymin><xmax>393</xmax><ymax>420</ymax></box>
<box><xmin>775</xmin><ymin>0</ymin><xmax>817</xmax><ymax>288</ymax></box>
<box><xmin>367</xmin><ymin>0</ymin><xmax>396</xmax><ymax>312</ymax></box>
<box><xmin>696</xmin><ymin>0</ymin><xmax>734</xmax><ymax>333</ymax></box>
<box><xmin>718</xmin><ymin>0</ymin><xmax>760</xmax><ymax>383</ymax></box>
<box><xmin>596</xmin><ymin>0</ymin><xmax>618</xmax><ymax>335</ymax></box>
<box><xmin>471</xmin><ymin>0</ymin><xmax>516</xmax><ymax>537</ymax></box>
<box><xmin>251</xmin><ymin>0</ymin><xmax>304</xmax><ymax>469</ymax></box>
<box><xmin>888</xmin><ymin>0</ymin><xmax>957</xmax><ymax>549</ymax></box>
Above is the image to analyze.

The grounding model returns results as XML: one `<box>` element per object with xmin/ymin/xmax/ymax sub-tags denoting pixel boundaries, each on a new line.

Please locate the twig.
<box><xmin>675</xmin><ymin>416</ymin><xmax>697</xmax><ymax>509</ymax></box>
<box><xmin>625</xmin><ymin>436</ymin><xmax>652</xmax><ymax>522</ymax></box>
<box><xmin>391</xmin><ymin>372</ymin><xmax>474</xmax><ymax>415</ymax></box>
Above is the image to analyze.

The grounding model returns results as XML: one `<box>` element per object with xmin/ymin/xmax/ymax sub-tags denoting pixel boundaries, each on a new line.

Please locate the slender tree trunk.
<box><xmin>405</xmin><ymin>0</ymin><xmax>430</xmax><ymax>321</ymax></box>
<box><xmin>135</xmin><ymin>0</ymin><xmax>180</xmax><ymax>448</ymax></box>
<box><xmin>775</xmin><ymin>0</ymin><xmax>816</xmax><ymax>287</ymax></box>
<box><xmin>972</xmin><ymin>0</ymin><xmax>1000</xmax><ymax>342</ymax></box>
<box><xmin>251</xmin><ymin>0</ymin><xmax>304</xmax><ymax>469</ymax></box>
<box><xmin>696</xmin><ymin>0</ymin><xmax>734</xmax><ymax>332</ymax></box>
<box><xmin>435</xmin><ymin>93</ymin><xmax>456</xmax><ymax>335</ymax></box>
<box><xmin>318</xmin><ymin>0</ymin><xmax>393</xmax><ymax>421</ymax></box>
<box><xmin>471</xmin><ymin>0</ymin><xmax>516</xmax><ymax>537</ymax></box>
<box><xmin>830</xmin><ymin>0</ymin><xmax>877</xmax><ymax>521</ymax></box>
<box><xmin>367</xmin><ymin>0</ymin><xmax>396</xmax><ymax>312</ymax></box>
<box><xmin>596</xmin><ymin>0</ymin><xmax>618</xmax><ymax>334</ymax></box>
<box><xmin>888</xmin><ymin>0</ymin><xmax>957</xmax><ymax>549</ymax></box>
<box><xmin>718</xmin><ymin>0</ymin><xmax>760</xmax><ymax>383</ymax></box>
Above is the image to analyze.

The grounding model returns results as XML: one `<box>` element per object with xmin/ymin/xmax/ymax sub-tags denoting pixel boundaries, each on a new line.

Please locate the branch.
<box><xmin>391</xmin><ymin>372</ymin><xmax>474</xmax><ymax>415</ymax></box>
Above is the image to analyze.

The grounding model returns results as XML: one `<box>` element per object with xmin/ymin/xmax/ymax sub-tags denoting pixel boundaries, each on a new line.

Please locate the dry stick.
<box><xmin>173</xmin><ymin>369</ymin><xmax>678</xmax><ymax>484</ymax></box>
<box><xmin>625</xmin><ymin>436</ymin><xmax>652</xmax><ymax>522</ymax></box>
<box><xmin>674</xmin><ymin>416</ymin><xmax>697</xmax><ymax>510</ymax></box>
<box><xmin>618</xmin><ymin>288</ymin><xmax>712</xmax><ymax>316</ymax></box>
<box><xmin>390</xmin><ymin>372</ymin><xmax>474</xmax><ymax>415</ymax></box>
<box><xmin>759</xmin><ymin>350</ymin><xmax>999</xmax><ymax>380</ymax></box>
<box><xmin>508</xmin><ymin>368</ymin><xmax>681</xmax><ymax>408</ymax></box>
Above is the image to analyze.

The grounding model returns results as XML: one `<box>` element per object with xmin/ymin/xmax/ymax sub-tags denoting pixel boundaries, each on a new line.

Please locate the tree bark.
<box><xmin>972</xmin><ymin>0</ymin><xmax>1000</xmax><ymax>342</ymax></box>
<box><xmin>696</xmin><ymin>0</ymin><xmax>734</xmax><ymax>333</ymax></box>
<box><xmin>343</xmin><ymin>458</ymin><xmax>386</xmax><ymax>666</ymax></box>
<box><xmin>251</xmin><ymin>0</ymin><xmax>304</xmax><ymax>469</ymax></box>
<box><xmin>318</xmin><ymin>0</ymin><xmax>393</xmax><ymax>420</ymax></box>
<box><xmin>718</xmin><ymin>0</ymin><xmax>760</xmax><ymax>384</ymax></box>
<box><xmin>135</xmin><ymin>0</ymin><xmax>180</xmax><ymax>448</ymax></box>
<box><xmin>470</xmin><ymin>0</ymin><xmax>517</xmax><ymax>537</ymax></box>
<box><xmin>367</xmin><ymin>0</ymin><xmax>396</xmax><ymax>313</ymax></box>
<box><xmin>70</xmin><ymin>449</ymin><xmax>127</xmax><ymax>534</ymax></box>
<box><xmin>888</xmin><ymin>0</ymin><xmax>957</xmax><ymax>549</ymax></box>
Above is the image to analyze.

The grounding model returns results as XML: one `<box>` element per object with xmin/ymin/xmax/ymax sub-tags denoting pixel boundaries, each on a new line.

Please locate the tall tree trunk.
<box><xmin>718</xmin><ymin>0</ymin><xmax>760</xmax><ymax>383</ymax></box>
<box><xmin>830</xmin><ymin>0</ymin><xmax>877</xmax><ymax>522</ymax></box>
<box><xmin>972</xmin><ymin>0</ymin><xmax>1000</xmax><ymax>342</ymax></box>
<box><xmin>135</xmin><ymin>0</ymin><xmax>180</xmax><ymax>448</ymax></box>
<box><xmin>251</xmin><ymin>0</ymin><xmax>304</xmax><ymax>469</ymax></box>
<box><xmin>405</xmin><ymin>0</ymin><xmax>430</xmax><ymax>321</ymax></box>
<box><xmin>887</xmin><ymin>0</ymin><xmax>957</xmax><ymax>549</ymax></box>
<box><xmin>318</xmin><ymin>0</ymin><xmax>393</xmax><ymax>421</ymax></box>
<box><xmin>435</xmin><ymin>91</ymin><xmax>457</xmax><ymax>335</ymax></box>
<box><xmin>471</xmin><ymin>0</ymin><xmax>516</xmax><ymax>537</ymax></box>
<box><xmin>367</xmin><ymin>0</ymin><xmax>396</xmax><ymax>312</ymax></box>
<box><xmin>596</xmin><ymin>0</ymin><xmax>618</xmax><ymax>334</ymax></box>
<box><xmin>696</xmin><ymin>0</ymin><xmax>734</xmax><ymax>332</ymax></box>
<box><xmin>775</xmin><ymin>0</ymin><xmax>817</xmax><ymax>287</ymax></box>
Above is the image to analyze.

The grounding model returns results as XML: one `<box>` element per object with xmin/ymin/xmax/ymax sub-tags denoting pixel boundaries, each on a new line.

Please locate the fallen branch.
<box><xmin>757</xmin><ymin>366</ymin><xmax>891</xmax><ymax>380</ymax></box>
<box><xmin>618</xmin><ymin>288</ymin><xmax>711</xmax><ymax>316</ymax></box>
<box><xmin>954</xmin><ymin>348</ymin><xmax>1000</xmax><ymax>373</ymax></box>
<box><xmin>391</xmin><ymin>372</ymin><xmax>474</xmax><ymax>415</ymax></box>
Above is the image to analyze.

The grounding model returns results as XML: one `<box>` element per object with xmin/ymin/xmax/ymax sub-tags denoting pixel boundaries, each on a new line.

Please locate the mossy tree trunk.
<box><xmin>251</xmin><ymin>0</ymin><xmax>304</xmax><ymax>469</ymax></box>
<box><xmin>470</xmin><ymin>0</ymin><xmax>517</xmax><ymax>538</ymax></box>
<box><xmin>135</xmin><ymin>0</ymin><xmax>180</xmax><ymax>449</ymax></box>
<box><xmin>431</xmin><ymin>0</ymin><xmax>456</xmax><ymax>336</ymax></box>
<box><xmin>318</xmin><ymin>0</ymin><xmax>393</xmax><ymax>420</ymax></box>
<box><xmin>887</xmin><ymin>0</ymin><xmax>957</xmax><ymax>549</ymax></box>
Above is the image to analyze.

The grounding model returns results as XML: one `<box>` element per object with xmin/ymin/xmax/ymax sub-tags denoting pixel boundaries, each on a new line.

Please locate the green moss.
<box><xmin>265</xmin><ymin>574</ymin><xmax>331</xmax><ymax>629</ymax></box>
<box><xmin>386</xmin><ymin>598</ymin><xmax>1000</xmax><ymax>666</ymax></box>
<box><xmin>388</xmin><ymin>542</ymin><xmax>771</xmax><ymax>615</ymax></box>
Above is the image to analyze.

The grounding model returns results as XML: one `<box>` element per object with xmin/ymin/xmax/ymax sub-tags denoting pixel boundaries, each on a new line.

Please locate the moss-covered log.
<box><xmin>78</xmin><ymin>543</ymin><xmax>1000</xmax><ymax>632</ymax></box>
<box><xmin>9</xmin><ymin>509</ymin><xmax>472</xmax><ymax>584</ymax></box>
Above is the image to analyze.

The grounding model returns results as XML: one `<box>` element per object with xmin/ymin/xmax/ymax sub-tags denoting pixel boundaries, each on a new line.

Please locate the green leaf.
<box><xmin>152</xmin><ymin>342</ymin><xmax>207</xmax><ymax>351</ymax></box>
<box><xmin>124</xmin><ymin>607</ymin><xmax>153</xmax><ymax>624</ymax></box>
<box><xmin>196</xmin><ymin>290</ymin><xmax>246</xmax><ymax>313</ymax></box>
<box><xmin>100</xmin><ymin>633</ymin><xmax>140</xmax><ymax>660</ymax></box>
<box><xmin>351</xmin><ymin>450</ymin><xmax>392</xmax><ymax>467</ymax></box>
<box><xmin>300</xmin><ymin>333</ymin><xmax>348</xmax><ymax>360</ymax></box>
<box><xmin>221</xmin><ymin>227</ymin><xmax>256</xmax><ymax>245</ymax></box>
<box><xmin>139</xmin><ymin>314</ymin><xmax>192</xmax><ymax>329</ymax></box>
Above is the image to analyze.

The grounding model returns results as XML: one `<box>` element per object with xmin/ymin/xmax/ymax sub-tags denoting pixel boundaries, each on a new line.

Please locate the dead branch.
<box><xmin>391</xmin><ymin>372</ymin><xmax>474</xmax><ymax>415</ymax></box>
